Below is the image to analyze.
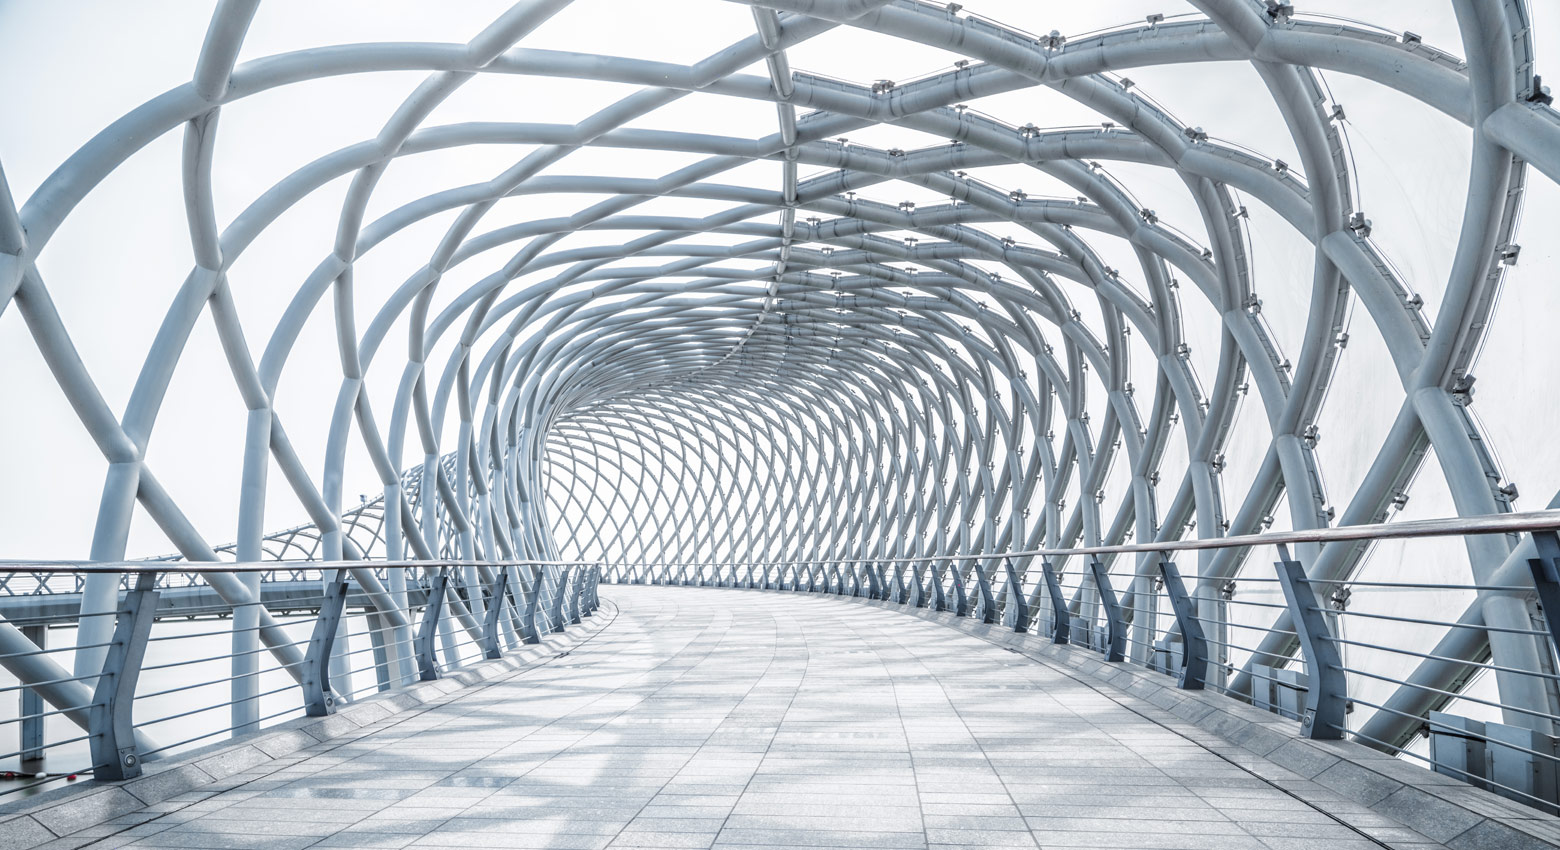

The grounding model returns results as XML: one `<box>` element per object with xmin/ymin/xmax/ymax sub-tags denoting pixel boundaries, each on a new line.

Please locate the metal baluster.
<box><xmin>1003</xmin><ymin>559</ymin><xmax>1029</xmax><ymax>633</ymax></box>
<box><xmin>1273</xmin><ymin>544</ymin><xmax>1347</xmax><ymax>740</ymax></box>
<box><xmin>549</xmin><ymin>566</ymin><xmax>569</xmax><ymax>632</ymax></box>
<box><xmin>972</xmin><ymin>562</ymin><xmax>998</xmax><ymax>624</ymax></box>
<box><xmin>929</xmin><ymin>561</ymin><xmax>948</xmax><ymax>612</ymax></box>
<box><xmin>569</xmin><ymin>568</ymin><xmax>583</xmax><ymax>624</ymax></box>
<box><xmin>1527</xmin><ymin>532</ymin><xmax>1560</xmax><ymax>650</ymax></box>
<box><xmin>89</xmin><ymin>572</ymin><xmax>159</xmax><ymax>780</ymax></box>
<box><xmin>415</xmin><ymin>568</ymin><xmax>449</xmax><ymax>680</ymax></box>
<box><xmin>1088</xmin><ymin>559</ymin><xmax>1126</xmax><ymax>662</ymax></box>
<box><xmin>482</xmin><ymin>568</ymin><xmax>510</xmax><ymax>659</ymax></box>
<box><xmin>1037</xmin><ymin>560</ymin><xmax>1069</xmax><ymax>644</ymax></box>
<box><xmin>1156</xmin><ymin>556</ymin><xmax>1208</xmax><ymax>690</ymax></box>
<box><xmin>303</xmin><ymin>570</ymin><xmax>350</xmax><ymax>715</ymax></box>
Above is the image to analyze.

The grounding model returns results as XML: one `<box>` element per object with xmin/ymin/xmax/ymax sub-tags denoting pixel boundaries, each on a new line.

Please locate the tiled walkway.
<box><xmin>96</xmin><ymin>587</ymin><xmax>1438</xmax><ymax>849</ymax></box>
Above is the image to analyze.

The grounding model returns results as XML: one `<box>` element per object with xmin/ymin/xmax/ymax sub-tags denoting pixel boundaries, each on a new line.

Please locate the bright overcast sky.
<box><xmin>0</xmin><ymin>1</ymin><xmax>1557</xmax><ymax>562</ymax></box>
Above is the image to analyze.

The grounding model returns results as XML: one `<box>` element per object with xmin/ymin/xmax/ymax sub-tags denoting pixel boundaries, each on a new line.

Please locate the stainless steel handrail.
<box><xmin>0</xmin><ymin>558</ymin><xmax>603</xmax><ymax>574</ymax></box>
<box><xmin>577</xmin><ymin>508</ymin><xmax>1560</xmax><ymax>568</ymax></box>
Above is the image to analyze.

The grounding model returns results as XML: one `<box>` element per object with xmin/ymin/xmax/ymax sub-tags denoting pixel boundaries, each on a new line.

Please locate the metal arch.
<box><xmin>0</xmin><ymin>0</ymin><xmax>1555</xmax><ymax>753</ymax></box>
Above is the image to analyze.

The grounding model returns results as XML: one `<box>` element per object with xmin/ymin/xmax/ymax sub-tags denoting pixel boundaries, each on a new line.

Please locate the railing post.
<box><xmin>89</xmin><ymin>571</ymin><xmax>158</xmax><ymax>781</ymax></box>
<box><xmin>501</xmin><ymin>567</ymin><xmax>525</xmax><ymax>647</ymax></box>
<box><xmin>552</xmin><ymin>567</ymin><xmax>570</xmax><ymax>626</ymax></box>
<box><xmin>972</xmin><ymin>562</ymin><xmax>998</xmax><ymax>624</ymax></box>
<box><xmin>303</xmin><ymin>570</ymin><xmax>350</xmax><ymax>716</ymax></box>
<box><xmin>569</xmin><ymin>568</ymin><xmax>583</xmax><ymax>624</ymax></box>
<box><xmin>1156</xmin><ymin>556</ymin><xmax>1208</xmax><ymax>690</ymax></box>
<box><xmin>889</xmin><ymin>563</ymin><xmax>905</xmax><ymax>603</ymax></box>
<box><xmin>1003</xmin><ymin>559</ymin><xmax>1028</xmax><ymax>632</ymax></box>
<box><xmin>482</xmin><ymin>568</ymin><xmax>510</xmax><ymax>659</ymax></box>
<box><xmin>416</xmin><ymin>568</ymin><xmax>449</xmax><ymax>680</ymax></box>
<box><xmin>869</xmin><ymin>563</ymin><xmax>886</xmax><ymax>600</ymax></box>
<box><xmin>1088</xmin><ymin>559</ymin><xmax>1125</xmax><ymax>662</ymax></box>
<box><xmin>1038</xmin><ymin>560</ymin><xmax>1069</xmax><ymax>643</ymax></box>
<box><xmin>1528</xmin><ymin>533</ymin><xmax>1560</xmax><ymax>650</ymax></box>
<box><xmin>521</xmin><ymin>566</ymin><xmax>542</xmax><ymax>643</ymax></box>
<box><xmin>1273</xmin><ymin>544</ymin><xmax>1346</xmax><ymax>740</ymax></box>
<box><xmin>929</xmin><ymin>561</ymin><xmax>947</xmax><ymax>612</ymax></box>
<box><xmin>951</xmin><ymin>562</ymin><xmax>970</xmax><ymax>616</ymax></box>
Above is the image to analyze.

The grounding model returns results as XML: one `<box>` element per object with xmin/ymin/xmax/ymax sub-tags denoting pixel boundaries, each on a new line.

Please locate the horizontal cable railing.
<box><xmin>606</xmin><ymin>508</ymin><xmax>1560</xmax><ymax>815</ymax></box>
<box><xmin>0</xmin><ymin>560</ymin><xmax>602</xmax><ymax>797</ymax></box>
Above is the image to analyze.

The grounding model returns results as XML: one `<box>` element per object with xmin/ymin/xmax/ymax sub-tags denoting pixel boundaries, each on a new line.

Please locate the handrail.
<box><xmin>0</xmin><ymin>558</ymin><xmax>601</xmax><ymax>574</ymax></box>
<box><xmin>10</xmin><ymin>507</ymin><xmax>1545</xmax><ymax>572</ymax></box>
<box><xmin>558</xmin><ymin>508</ymin><xmax>1560</xmax><ymax>568</ymax></box>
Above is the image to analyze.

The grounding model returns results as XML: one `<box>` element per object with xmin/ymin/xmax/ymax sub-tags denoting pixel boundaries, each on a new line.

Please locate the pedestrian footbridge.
<box><xmin>5</xmin><ymin>0</ymin><xmax>1560</xmax><ymax>848</ymax></box>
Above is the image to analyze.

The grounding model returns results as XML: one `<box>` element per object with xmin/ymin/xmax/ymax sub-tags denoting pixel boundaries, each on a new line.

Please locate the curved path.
<box><xmin>98</xmin><ymin>588</ymin><xmax>1436</xmax><ymax>850</ymax></box>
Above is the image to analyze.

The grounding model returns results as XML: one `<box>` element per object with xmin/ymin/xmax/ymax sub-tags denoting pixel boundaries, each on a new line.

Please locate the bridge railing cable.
<box><xmin>0</xmin><ymin>560</ymin><xmax>602</xmax><ymax>797</ymax></box>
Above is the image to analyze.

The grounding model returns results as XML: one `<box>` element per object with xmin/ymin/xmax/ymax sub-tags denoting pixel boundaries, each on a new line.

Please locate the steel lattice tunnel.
<box><xmin>3</xmin><ymin>0</ymin><xmax>1560</xmax><ymax>786</ymax></box>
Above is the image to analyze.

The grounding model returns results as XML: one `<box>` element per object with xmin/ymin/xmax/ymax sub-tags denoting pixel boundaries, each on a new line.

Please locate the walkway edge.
<box><xmin>0</xmin><ymin>601</ymin><xmax>620</xmax><ymax>850</ymax></box>
<box><xmin>822</xmin><ymin>593</ymin><xmax>1560</xmax><ymax>850</ymax></box>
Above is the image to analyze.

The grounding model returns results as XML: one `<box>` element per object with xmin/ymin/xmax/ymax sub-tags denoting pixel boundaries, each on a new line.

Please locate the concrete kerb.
<box><xmin>0</xmin><ymin>599</ymin><xmax>618</xmax><ymax>850</ymax></box>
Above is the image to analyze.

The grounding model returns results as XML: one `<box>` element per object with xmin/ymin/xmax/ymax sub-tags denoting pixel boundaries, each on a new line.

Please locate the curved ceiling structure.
<box><xmin>3</xmin><ymin>0</ymin><xmax>1560</xmax><ymax>756</ymax></box>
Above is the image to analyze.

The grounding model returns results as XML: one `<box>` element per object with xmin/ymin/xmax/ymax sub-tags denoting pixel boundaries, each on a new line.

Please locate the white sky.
<box><xmin>0</xmin><ymin>0</ymin><xmax>1557</xmax><ymax>573</ymax></box>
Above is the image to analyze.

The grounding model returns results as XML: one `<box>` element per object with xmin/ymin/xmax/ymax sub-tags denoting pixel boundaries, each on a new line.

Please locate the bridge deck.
<box><xmin>68</xmin><ymin>587</ymin><xmax>1441</xmax><ymax>850</ymax></box>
